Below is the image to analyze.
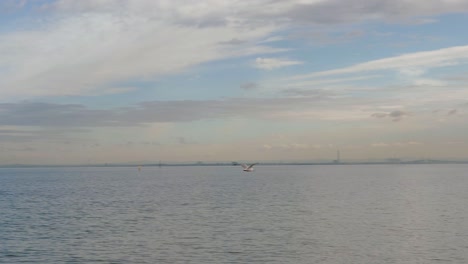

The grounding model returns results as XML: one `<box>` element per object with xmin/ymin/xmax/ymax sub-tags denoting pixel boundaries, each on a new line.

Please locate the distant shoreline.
<box><xmin>1</xmin><ymin>160</ymin><xmax>468</xmax><ymax>168</ymax></box>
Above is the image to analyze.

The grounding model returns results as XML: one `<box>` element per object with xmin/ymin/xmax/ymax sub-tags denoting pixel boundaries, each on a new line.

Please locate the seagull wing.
<box><xmin>241</xmin><ymin>164</ymin><xmax>248</xmax><ymax>169</ymax></box>
<box><xmin>247</xmin><ymin>163</ymin><xmax>257</xmax><ymax>169</ymax></box>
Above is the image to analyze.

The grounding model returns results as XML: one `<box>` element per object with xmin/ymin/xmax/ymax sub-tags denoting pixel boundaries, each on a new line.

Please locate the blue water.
<box><xmin>1</xmin><ymin>164</ymin><xmax>468</xmax><ymax>263</ymax></box>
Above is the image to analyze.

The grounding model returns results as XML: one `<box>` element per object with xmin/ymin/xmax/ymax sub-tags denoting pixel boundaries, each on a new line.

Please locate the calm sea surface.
<box><xmin>1</xmin><ymin>164</ymin><xmax>468</xmax><ymax>263</ymax></box>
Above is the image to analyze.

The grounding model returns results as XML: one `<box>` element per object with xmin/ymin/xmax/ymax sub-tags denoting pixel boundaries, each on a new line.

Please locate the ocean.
<box><xmin>1</xmin><ymin>164</ymin><xmax>468</xmax><ymax>263</ymax></box>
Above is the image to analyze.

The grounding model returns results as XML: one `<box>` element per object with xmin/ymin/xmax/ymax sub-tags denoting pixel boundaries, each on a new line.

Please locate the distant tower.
<box><xmin>334</xmin><ymin>149</ymin><xmax>341</xmax><ymax>163</ymax></box>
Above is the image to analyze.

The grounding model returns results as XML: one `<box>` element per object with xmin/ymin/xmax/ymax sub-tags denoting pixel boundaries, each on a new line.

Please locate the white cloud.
<box><xmin>254</xmin><ymin>57</ymin><xmax>303</xmax><ymax>70</ymax></box>
<box><xmin>2</xmin><ymin>0</ymin><xmax>468</xmax><ymax>99</ymax></box>
<box><xmin>0</xmin><ymin>1</ymin><xmax>285</xmax><ymax>98</ymax></box>
<box><xmin>398</xmin><ymin>67</ymin><xmax>426</xmax><ymax>77</ymax></box>
<box><xmin>289</xmin><ymin>45</ymin><xmax>468</xmax><ymax>79</ymax></box>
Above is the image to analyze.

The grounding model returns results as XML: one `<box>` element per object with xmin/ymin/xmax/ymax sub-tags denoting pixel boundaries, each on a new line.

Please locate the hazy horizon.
<box><xmin>1</xmin><ymin>0</ymin><xmax>468</xmax><ymax>165</ymax></box>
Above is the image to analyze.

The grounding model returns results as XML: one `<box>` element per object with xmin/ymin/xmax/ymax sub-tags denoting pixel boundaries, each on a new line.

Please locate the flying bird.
<box><xmin>241</xmin><ymin>163</ymin><xmax>257</xmax><ymax>172</ymax></box>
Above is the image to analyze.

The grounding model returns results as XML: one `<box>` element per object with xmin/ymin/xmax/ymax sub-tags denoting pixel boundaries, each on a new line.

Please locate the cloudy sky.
<box><xmin>1</xmin><ymin>0</ymin><xmax>468</xmax><ymax>165</ymax></box>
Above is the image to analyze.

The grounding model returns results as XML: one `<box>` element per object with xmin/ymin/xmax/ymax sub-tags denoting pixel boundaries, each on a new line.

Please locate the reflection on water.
<box><xmin>1</xmin><ymin>165</ymin><xmax>468</xmax><ymax>263</ymax></box>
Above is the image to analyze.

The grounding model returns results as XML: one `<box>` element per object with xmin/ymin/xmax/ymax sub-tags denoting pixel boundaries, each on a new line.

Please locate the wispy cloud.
<box><xmin>254</xmin><ymin>57</ymin><xmax>303</xmax><ymax>70</ymax></box>
<box><xmin>288</xmin><ymin>45</ymin><xmax>468</xmax><ymax>80</ymax></box>
<box><xmin>0</xmin><ymin>1</ymin><xmax>283</xmax><ymax>98</ymax></box>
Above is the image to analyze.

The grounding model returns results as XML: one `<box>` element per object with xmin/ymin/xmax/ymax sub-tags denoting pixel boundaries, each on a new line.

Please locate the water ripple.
<box><xmin>1</xmin><ymin>165</ymin><xmax>468</xmax><ymax>263</ymax></box>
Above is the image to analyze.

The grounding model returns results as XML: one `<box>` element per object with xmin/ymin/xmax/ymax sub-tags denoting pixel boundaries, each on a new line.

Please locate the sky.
<box><xmin>1</xmin><ymin>0</ymin><xmax>468</xmax><ymax>165</ymax></box>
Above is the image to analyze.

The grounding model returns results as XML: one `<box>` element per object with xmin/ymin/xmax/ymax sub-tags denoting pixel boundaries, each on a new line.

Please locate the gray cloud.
<box><xmin>371</xmin><ymin>110</ymin><xmax>410</xmax><ymax>122</ymax></box>
<box><xmin>440</xmin><ymin>71</ymin><xmax>468</xmax><ymax>83</ymax></box>
<box><xmin>0</xmin><ymin>97</ymin><xmax>328</xmax><ymax>128</ymax></box>
<box><xmin>282</xmin><ymin>88</ymin><xmax>335</xmax><ymax>99</ymax></box>
<box><xmin>49</xmin><ymin>0</ymin><xmax>468</xmax><ymax>25</ymax></box>
<box><xmin>0</xmin><ymin>126</ymin><xmax>89</xmax><ymax>144</ymax></box>
<box><xmin>271</xmin><ymin>0</ymin><xmax>468</xmax><ymax>24</ymax></box>
<box><xmin>175</xmin><ymin>15</ymin><xmax>228</xmax><ymax>28</ymax></box>
<box><xmin>0</xmin><ymin>102</ymin><xmax>116</xmax><ymax>127</ymax></box>
<box><xmin>447</xmin><ymin>109</ymin><xmax>457</xmax><ymax>115</ymax></box>
<box><xmin>0</xmin><ymin>0</ymin><xmax>26</xmax><ymax>14</ymax></box>
<box><xmin>389</xmin><ymin>110</ymin><xmax>408</xmax><ymax>120</ymax></box>
<box><xmin>0</xmin><ymin>129</ymin><xmax>32</xmax><ymax>134</ymax></box>
<box><xmin>0</xmin><ymin>129</ymin><xmax>39</xmax><ymax>142</ymax></box>
<box><xmin>240</xmin><ymin>82</ymin><xmax>259</xmax><ymax>90</ymax></box>
<box><xmin>3</xmin><ymin>146</ymin><xmax>36</xmax><ymax>152</ymax></box>
<box><xmin>129</xmin><ymin>97</ymin><xmax>323</xmax><ymax>123</ymax></box>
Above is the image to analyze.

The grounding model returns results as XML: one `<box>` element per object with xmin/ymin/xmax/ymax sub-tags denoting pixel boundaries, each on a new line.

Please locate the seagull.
<box><xmin>241</xmin><ymin>163</ymin><xmax>257</xmax><ymax>172</ymax></box>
